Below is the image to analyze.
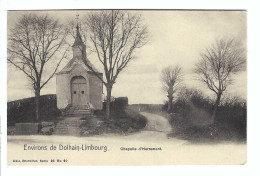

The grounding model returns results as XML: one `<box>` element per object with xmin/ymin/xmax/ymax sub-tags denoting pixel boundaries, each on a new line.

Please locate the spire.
<box><xmin>72</xmin><ymin>15</ymin><xmax>84</xmax><ymax>47</ymax></box>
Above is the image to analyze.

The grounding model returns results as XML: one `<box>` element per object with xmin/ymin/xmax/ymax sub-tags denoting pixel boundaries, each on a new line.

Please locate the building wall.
<box><xmin>56</xmin><ymin>63</ymin><xmax>103</xmax><ymax>110</ymax></box>
<box><xmin>88</xmin><ymin>73</ymin><xmax>103</xmax><ymax>110</ymax></box>
<box><xmin>56</xmin><ymin>74</ymin><xmax>70</xmax><ymax>109</ymax></box>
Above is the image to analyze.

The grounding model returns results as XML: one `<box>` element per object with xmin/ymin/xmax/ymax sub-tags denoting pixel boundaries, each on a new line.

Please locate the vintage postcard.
<box><xmin>6</xmin><ymin>10</ymin><xmax>246</xmax><ymax>165</ymax></box>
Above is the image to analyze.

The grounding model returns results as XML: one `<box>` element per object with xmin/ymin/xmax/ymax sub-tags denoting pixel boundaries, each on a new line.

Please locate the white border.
<box><xmin>1</xmin><ymin>0</ymin><xmax>260</xmax><ymax>176</ymax></box>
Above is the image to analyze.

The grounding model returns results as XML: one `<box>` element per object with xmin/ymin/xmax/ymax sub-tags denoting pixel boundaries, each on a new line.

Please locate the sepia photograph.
<box><xmin>6</xmin><ymin>9</ymin><xmax>247</xmax><ymax>165</ymax></box>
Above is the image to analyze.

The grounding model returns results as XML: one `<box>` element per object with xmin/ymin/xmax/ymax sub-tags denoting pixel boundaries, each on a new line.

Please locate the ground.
<box><xmin>7</xmin><ymin>112</ymin><xmax>246</xmax><ymax>165</ymax></box>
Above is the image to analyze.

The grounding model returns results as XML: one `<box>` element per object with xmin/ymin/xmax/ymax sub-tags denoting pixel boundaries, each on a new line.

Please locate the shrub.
<box><xmin>114</xmin><ymin>97</ymin><xmax>128</xmax><ymax>109</ymax></box>
<box><xmin>81</xmin><ymin>108</ymin><xmax>147</xmax><ymax>136</ymax></box>
<box><xmin>110</xmin><ymin>108</ymin><xmax>147</xmax><ymax>131</ymax></box>
<box><xmin>7</xmin><ymin>94</ymin><xmax>60</xmax><ymax>126</ymax></box>
<box><xmin>166</xmin><ymin>87</ymin><xmax>214</xmax><ymax>121</ymax></box>
<box><xmin>167</xmin><ymin>87</ymin><xmax>247</xmax><ymax>141</ymax></box>
<box><xmin>103</xmin><ymin>96</ymin><xmax>128</xmax><ymax>111</ymax></box>
<box><xmin>216</xmin><ymin>95</ymin><xmax>247</xmax><ymax>139</ymax></box>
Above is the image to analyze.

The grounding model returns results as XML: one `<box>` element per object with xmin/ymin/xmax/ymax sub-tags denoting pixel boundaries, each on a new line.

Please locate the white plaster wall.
<box><xmin>56</xmin><ymin>74</ymin><xmax>70</xmax><ymax>109</ymax></box>
<box><xmin>89</xmin><ymin>74</ymin><xmax>103</xmax><ymax>109</ymax></box>
<box><xmin>56</xmin><ymin>63</ymin><xmax>103</xmax><ymax>110</ymax></box>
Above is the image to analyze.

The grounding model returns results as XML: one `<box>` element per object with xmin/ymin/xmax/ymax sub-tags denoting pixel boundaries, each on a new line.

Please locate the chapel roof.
<box><xmin>56</xmin><ymin>57</ymin><xmax>101</xmax><ymax>75</ymax></box>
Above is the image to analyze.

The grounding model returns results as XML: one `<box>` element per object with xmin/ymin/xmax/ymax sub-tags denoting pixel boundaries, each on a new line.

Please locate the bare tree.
<box><xmin>161</xmin><ymin>65</ymin><xmax>183</xmax><ymax>111</ymax></box>
<box><xmin>194</xmin><ymin>38</ymin><xmax>246</xmax><ymax>122</ymax></box>
<box><xmin>8</xmin><ymin>13</ymin><xmax>69</xmax><ymax>121</ymax></box>
<box><xmin>78</xmin><ymin>10</ymin><xmax>149</xmax><ymax>119</ymax></box>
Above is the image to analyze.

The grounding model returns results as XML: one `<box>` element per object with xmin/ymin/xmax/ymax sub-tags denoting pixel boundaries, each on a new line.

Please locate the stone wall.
<box><xmin>15</xmin><ymin>123</ymin><xmax>40</xmax><ymax>135</ymax></box>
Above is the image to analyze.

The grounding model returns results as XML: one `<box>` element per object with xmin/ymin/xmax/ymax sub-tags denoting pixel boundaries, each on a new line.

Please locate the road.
<box><xmin>141</xmin><ymin>112</ymin><xmax>172</xmax><ymax>132</ymax></box>
<box><xmin>7</xmin><ymin>112</ymin><xmax>246</xmax><ymax>165</ymax></box>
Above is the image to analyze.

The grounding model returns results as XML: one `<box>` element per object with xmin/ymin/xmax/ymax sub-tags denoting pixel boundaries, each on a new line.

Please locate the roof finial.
<box><xmin>76</xmin><ymin>14</ymin><xmax>79</xmax><ymax>35</ymax></box>
<box><xmin>76</xmin><ymin>14</ymin><xmax>79</xmax><ymax>25</ymax></box>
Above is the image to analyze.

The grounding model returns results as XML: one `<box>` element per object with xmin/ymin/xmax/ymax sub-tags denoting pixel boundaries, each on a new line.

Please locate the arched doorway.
<box><xmin>71</xmin><ymin>76</ymin><xmax>88</xmax><ymax>106</ymax></box>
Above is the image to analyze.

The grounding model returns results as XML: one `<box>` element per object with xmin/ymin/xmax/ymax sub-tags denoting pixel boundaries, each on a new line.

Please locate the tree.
<box><xmin>161</xmin><ymin>65</ymin><xmax>183</xmax><ymax>111</ymax></box>
<box><xmin>8</xmin><ymin>13</ymin><xmax>68</xmax><ymax>121</ymax></box>
<box><xmin>78</xmin><ymin>10</ymin><xmax>149</xmax><ymax>119</ymax></box>
<box><xmin>194</xmin><ymin>38</ymin><xmax>246</xmax><ymax>122</ymax></box>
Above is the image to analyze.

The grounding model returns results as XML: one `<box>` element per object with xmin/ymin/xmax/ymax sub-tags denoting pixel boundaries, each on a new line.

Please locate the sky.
<box><xmin>7</xmin><ymin>10</ymin><xmax>247</xmax><ymax>104</ymax></box>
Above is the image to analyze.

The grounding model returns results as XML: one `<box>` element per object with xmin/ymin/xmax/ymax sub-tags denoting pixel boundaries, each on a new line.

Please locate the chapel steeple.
<box><xmin>72</xmin><ymin>15</ymin><xmax>86</xmax><ymax>58</ymax></box>
<box><xmin>72</xmin><ymin>23</ymin><xmax>84</xmax><ymax>47</ymax></box>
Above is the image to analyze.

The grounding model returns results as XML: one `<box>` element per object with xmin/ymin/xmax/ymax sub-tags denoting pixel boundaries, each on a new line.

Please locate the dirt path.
<box><xmin>140</xmin><ymin>112</ymin><xmax>172</xmax><ymax>132</ymax></box>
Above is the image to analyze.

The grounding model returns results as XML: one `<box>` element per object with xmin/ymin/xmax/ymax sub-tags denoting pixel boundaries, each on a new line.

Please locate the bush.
<box><xmin>165</xmin><ymin>88</ymin><xmax>214</xmax><ymax>122</ymax></box>
<box><xmin>109</xmin><ymin>107</ymin><xmax>147</xmax><ymax>132</ymax></box>
<box><xmin>82</xmin><ymin>107</ymin><xmax>147</xmax><ymax>136</ymax></box>
<box><xmin>103</xmin><ymin>97</ymin><xmax>128</xmax><ymax>111</ymax></box>
<box><xmin>114</xmin><ymin>97</ymin><xmax>128</xmax><ymax>110</ymax></box>
<box><xmin>216</xmin><ymin>95</ymin><xmax>247</xmax><ymax>139</ymax></box>
<box><xmin>166</xmin><ymin>87</ymin><xmax>246</xmax><ymax>141</ymax></box>
<box><xmin>7</xmin><ymin>94</ymin><xmax>60</xmax><ymax>126</ymax></box>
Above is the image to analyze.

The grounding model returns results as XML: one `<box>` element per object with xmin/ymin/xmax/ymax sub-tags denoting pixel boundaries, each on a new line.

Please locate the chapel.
<box><xmin>56</xmin><ymin>23</ymin><xmax>103</xmax><ymax>113</ymax></box>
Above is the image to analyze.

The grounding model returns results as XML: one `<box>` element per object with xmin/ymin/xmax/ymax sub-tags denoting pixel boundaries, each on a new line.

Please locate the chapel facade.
<box><xmin>56</xmin><ymin>24</ymin><xmax>103</xmax><ymax>112</ymax></box>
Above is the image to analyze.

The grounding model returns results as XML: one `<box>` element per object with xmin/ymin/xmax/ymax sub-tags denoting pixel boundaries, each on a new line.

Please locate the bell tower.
<box><xmin>72</xmin><ymin>15</ymin><xmax>86</xmax><ymax>58</ymax></box>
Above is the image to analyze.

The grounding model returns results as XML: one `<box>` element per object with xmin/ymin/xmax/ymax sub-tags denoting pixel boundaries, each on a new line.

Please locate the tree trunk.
<box><xmin>167</xmin><ymin>95</ymin><xmax>173</xmax><ymax>112</ymax></box>
<box><xmin>211</xmin><ymin>92</ymin><xmax>222</xmax><ymax>123</ymax></box>
<box><xmin>35</xmin><ymin>89</ymin><xmax>41</xmax><ymax>121</ymax></box>
<box><xmin>106</xmin><ymin>86</ymin><xmax>112</xmax><ymax>120</ymax></box>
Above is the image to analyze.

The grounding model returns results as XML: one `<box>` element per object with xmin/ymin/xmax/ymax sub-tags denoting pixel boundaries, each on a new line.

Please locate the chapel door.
<box><xmin>71</xmin><ymin>76</ymin><xmax>87</xmax><ymax>106</ymax></box>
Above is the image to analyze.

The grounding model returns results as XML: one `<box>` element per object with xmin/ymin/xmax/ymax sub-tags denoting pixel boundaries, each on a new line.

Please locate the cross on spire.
<box><xmin>76</xmin><ymin>14</ymin><xmax>80</xmax><ymax>31</ymax></box>
<box><xmin>76</xmin><ymin>14</ymin><xmax>79</xmax><ymax>26</ymax></box>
